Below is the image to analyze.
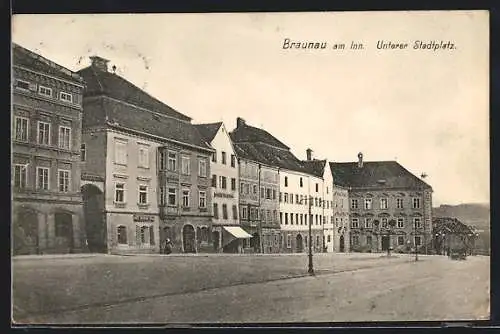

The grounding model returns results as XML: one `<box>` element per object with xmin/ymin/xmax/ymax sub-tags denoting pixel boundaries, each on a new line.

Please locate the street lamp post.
<box><xmin>307</xmin><ymin>195</ymin><xmax>314</xmax><ymax>275</ymax></box>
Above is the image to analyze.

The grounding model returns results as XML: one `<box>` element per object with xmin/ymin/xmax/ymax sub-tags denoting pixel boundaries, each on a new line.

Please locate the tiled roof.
<box><xmin>194</xmin><ymin>122</ymin><xmax>222</xmax><ymax>143</ymax></box>
<box><xmin>12</xmin><ymin>43</ymin><xmax>84</xmax><ymax>83</ymax></box>
<box><xmin>433</xmin><ymin>217</ymin><xmax>473</xmax><ymax>235</ymax></box>
<box><xmin>78</xmin><ymin>66</ymin><xmax>191</xmax><ymax>121</ymax></box>
<box><xmin>329</xmin><ymin>161</ymin><xmax>432</xmax><ymax>190</ymax></box>
<box><xmin>230</xmin><ymin>122</ymin><xmax>289</xmax><ymax>150</ymax></box>
<box><xmin>302</xmin><ymin>160</ymin><xmax>326</xmax><ymax>178</ymax></box>
<box><xmin>82</xmin><ymin>97</ymin><xmax>212</xmax><ymax>151</ymax></box>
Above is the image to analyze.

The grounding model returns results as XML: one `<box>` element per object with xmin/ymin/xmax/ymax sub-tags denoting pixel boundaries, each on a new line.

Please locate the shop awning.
<box><xmin>223</xmin><ymin>226</ymin><xmax>252</xmax><ymax>239</ymax></box>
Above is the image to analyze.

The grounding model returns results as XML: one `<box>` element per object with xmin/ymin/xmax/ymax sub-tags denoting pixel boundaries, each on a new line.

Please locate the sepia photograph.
<box><xmin>11</xmin><ymin>10</ymin><xmax>490</xmax><ymax>325</ymax></box>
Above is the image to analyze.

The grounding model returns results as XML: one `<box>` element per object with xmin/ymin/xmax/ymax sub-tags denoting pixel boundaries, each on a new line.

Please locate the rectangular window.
<box><xmin>198</xmin><ymin>159</ymin><xmax>207</xmax><ymax>177</ymax></box>
<box><xmin>240</xmin><ymin>182</ymin><xmax>245</xmax><ymax>194</ymax></box>
<box><xmin>58</xmin><ymin>169</ymin><xmax>70</xmax><ymax>192</ymax></box>
<box><xmin>261</xmin><ymin>187</ymin><xmax>265</xmax><ymax>199</ymax></box>
<box><xmin>366</xmin><ymin>235</ymin><xmax>372</xmax><ymax>245</ymax></box>
<box><xmin>280</xmin><ymin>212</ymin><xmax>283</xmax><ymax>224</ymax></box>
<box><xmin>397</xmin><ymin>218</ymin><xmax>404</xmax><ymax>228</ymax></box>
<box><xmin>199</xmin><ymin>191</ymin><xmax>206</xmax><ymax>208</ymax></box>
<box><xmin>415</xmin><ymin>236</ymin><xmax>421</xmax><ymax>246</ymax></box>
<box><xmin>222</xmin><ymin>204</ymin><xmax>228</xmax><ymax>219</ymax></box>
<box><xmin>221</xmin><ymin>176</ymin><xmax>227</xmax><ymax>189</ymax></box>
<box><xmin>284</xmin><ymin>213</ymin><xmax>289</xmax><ymax>225</ymax></box>
<box><xmin>138</xmin><ymin>146</ymin><xmax>149</xmax><ymax>168</ymax></box>
<box><xmin>315</xmin><ymin>183</ymin><xmax>319</xmax><ymax>192</ymax></box>
<box><xmin>231</xmin><ymin>154</ymin><xmax>236</xmax><ymax>167</ymax></box>
<box><xmin>253</xmin><ymin>185</ymin><xmax>257</xmax><ymax>194</ymax></box>
<box><xmin>38</xmin><ymin>85</ymin><xmax>52</xmax><ymax>97</ymax></box>
<box><xmin>382</xmin><ymin>218</ymin><xmax>388</xmax><ymax>228</ymax></box>
<box><xmin>14</xmin><ymin>117</ymin><xmax>29</xmax><ymax>142</ymax></box>
<box><xmin>36</xmin><ymin>167</ymin><xmax>49</xmax><ymax>190</ymax></box>
<box><xmin>327</xmin><ymin>235</ymin><xmax>331</xmax><ymax>242</ymax></box>
<box><xmin>397</xmin><ymin>198</ymin><xmax>404</xmax><ymax>209</ymax></box>
<box><xmin>241</xmin><ymin>207</ymin><xmax>248</xmax><ymax>220</ymax></box>
<box><xmin>273</xmin><ymin>210</ymin><xmax>277</xmax><ymax>222</ymax></box>
<box><xmin>245</xmin><ymin>184</ymin><xmax>250</xmax><ymax>194</ymax></box>
<box><xmin>114</xmin><ymin>140</ymin><xmax>127</xmax><ymax>165</ymax></box>
<box><xmin>299</xmin><ymin>177</ymin><xmax>303</xmax><ymax>187</ymax></box>
<box><xmin>290</xmin><ymin>194</ymin><xmax>294</xmax><ymax>204</ymax></box>
<box><xmin>284</xmin><ymin>193</ymin><xmax>288</xmax><ymax>203</ymax></box>
<box><xmin>60</xmin><ymin>91</ymin><xmax>73</xmax><ymax>103</ymax></box>
<box><xmin>115</xmin><ymin>183</ymin><xmax>125</xmax><ymax>203</ymax></box>
<box><xmin>414</xmin><ymin>218</ymin><xmax>422</xmax><ymax>228</ymax></box>
<box><xmin>286</xmin><ymin>234</ymin><xmax>291</xmax><ymax>248</ymax></box>
<box><xmin>279</xmin><ymin>192</ymin><xmax>282</xmax><ymax>202</ymax></box>
<box><xmin>16</xmin><ymin>80</ymin><xmax>30</xmax><ymax>90</ymax></box>
<box><xmin>80</xmin><ymin>144</ymin><xmax>86</xmax><ymax>161</ymax></box>
<box><xmin>159</xmin><ymin>187</ymin><xmax>166</xmax><ymax>206</ymax></box>
<box><xmin>273</xmin><ymin>189</ymin><xmax>276</xmax><ymax>200</ymax></box>
<box><xmin>221</xmin><ymin>151</ymin><xmax>227</xmax><ymax>165</ymax></box>
<box><xmin>168</xmin><ymin>152</ymin><xmax>177</xmax><ymax>171</ymax></box>
<box><xmin>294</xmin><ymin>194</ymin><xmax>298</xmax><ymax>203</ymax></box>
<box><xmin>37</xmin><ymin>121</ymin><xmax>50</xmax><ymax>145</ymax></box>
<box><xmin>181</xmin><ymin>156</ymin><xmax>190</xmax><ymax>175</ymax></box>
<box><xmin>412</xmin><ymin>197</ymin><xmax>421</xmax><ymax>209</ymax></box>
<box><xmin>284</xmin><ymin>176</ymin><xmax>288</xmax><ymax>187</ymax></box>
<box><xmin>364</xmin><ymin>198</ymin><xmax>372</xmax><ymax>210</ymax></box>
<box><xmin>380</xmin><ymin>198</ymin><xmax>388</xmax><ymax>209</ymax></box>
<box><xmin>212</xmin><ymin>174</ymin><xmax>217</xmax><ymax>187</ymax></box>
<box><xmin>290</xmin><ymin>213</ymin><xmax>294</xmax><ymax>225</ymax></box>
<box><xmin>212</xmin><ymin>150</ymin><xmax>217</xmax><ymax>163</ymax></box>
<box><xmin>398</xmin><ymin>236</ymin><xmax>405</xmax><ymax>246</ymax></box>
<box><xmin>351</xmin><ymin>218</ymin><xmax>359</xmax><ymax>228</ymax></box>
<box><xmin>139</xmin><ymin>185</ymin><xmax>148</xmax><ymax>204</ymax></box>
<box><xmin>266</xmin><ymin>188</ymin><xmax>271</xmax><ymax>199</ymax></box>
<box><xmin>261</xmin><ymin>209</ymin><xmax>266</xmax><ymax>222</ymax></box>
<box><xmin>231</xmin><ymin>178</ymin><xmax>236</xmax><ymax>191</ymax></box>
<box><xmin>232</xmin><ymin>205</ymin><xmax>238</xmax><ymax>220</ymax></box>
<box><xmin>58</xmin><ymin>126</ymin><xmax>71</xmax><ymax>149</ymax></box>
<box><xmin>351</xmin><ymin>199</ymin><xmax>358</xmax><ymax>209</ymax></box>
<box><xmin>364</xmin><ymin>218</ymin><xmax>372</xmax><ymax>228</ymax></box>
<box><xmin>168</xmin><ymin>188</ymin><xmax>177</xmax><ymax>206</ymax></box>
<box><xmin>300</xmin><ymin>214</ymin><xmax>304</xmax><ymax>225</ymax></box>
<box><xmin>213</xmin><ymin>203</ymin><xmax>219</xmax><ymax>219</ymax></box>
<box><xmin>182</xmin><ymin>189</ymin><xmax>190</xmax><ymax>207</ymax></box>
<box><xmin>13</xmin><ymin>164</ymin><xmax>28</xmax><ymax>189</ymax></box>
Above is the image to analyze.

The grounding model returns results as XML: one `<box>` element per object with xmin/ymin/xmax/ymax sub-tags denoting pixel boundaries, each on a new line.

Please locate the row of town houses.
<box><xmin>12</xmin><ymin>43</ymin><xmax>433</xmax><ymax>256</ymax></box>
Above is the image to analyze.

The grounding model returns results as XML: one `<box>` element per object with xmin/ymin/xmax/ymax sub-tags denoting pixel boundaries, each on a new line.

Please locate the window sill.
<box><xmin>114</xmin><ymin>202</ymin><xmax>127</xmax><ymax>208</ymax></box>
<box><xmin>138</xmin><ymin>166</ymin><xmax>150</xmax><ymax>170</ymax></box>
<box><xmin>114</xmin><ymin>162</ymin><xmax>128</xmax><ymax>167</ymax></box>
<box><xmin>138</xmin><ymin>203</ymin><xmax>150</xmax><ymax>209</ymax></box>
<box><xmin>182</xmin><ymin>207</ymin><xmax>190</xmax><ymax>211</ymax></box>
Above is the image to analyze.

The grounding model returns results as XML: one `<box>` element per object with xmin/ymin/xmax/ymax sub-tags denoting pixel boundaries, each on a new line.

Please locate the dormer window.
<box><xmin>38</xmin><ymin>85</ymin><xmax>52</xmax><ymax>98</ymax></box>
<box><xmin>60</xmin><ymin>91</ymin><xmax>73</xmax><ymax>103</ymax></box>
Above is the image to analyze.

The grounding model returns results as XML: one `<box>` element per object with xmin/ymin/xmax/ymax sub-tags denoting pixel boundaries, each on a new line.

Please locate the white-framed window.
<box><xmin>380</xmin><ymin>198</ymin><xmax>388</xmax><ymax>209</ymax></box>
<box><xmin>365</xmin><ymin>218</ymin><xmax>372</xmax><ymax>228</ymax></box>
<box><xmin>138</xmin><ymin>185</ymin><xmax>148</xmax><ymax>204</ymax></box>
<box><xmin>397</xmin><ymin>198</ymin><xmax>404</xmax><ymax>209</ymax></box>
<box><xmin>364</xmin><ymin>198</ymin><xmax>372</xmax><ymax>210</ymax></box>
<box><xmin>159</xmin><ymin>186</ymin><xmax>166</xmax><ymax>206</ymax></box>
<box><xmin>138</xmin><ymin>146</ymin><xmax>149</xmax><ymax>168</ymax></box>
<box><xmin>36</xmin><ymin>167</ymin><xmax>49</xmax><ymax>190</ymax></box>
<box><xmin>286</xmin><ymin>233</ymin><xmax>291</xmax><ymax>248</ymax></box>
<box><xmin>59</xmin><ymin>91</ymin><xmax>73</xmax><ymax>103</ymax></box>
<box><xmin>382</xmin><ymin>217</ymin><xmax>388</xmax><ymax>228</ymax></box>
<box><xmin>117</xmin><ymin>226</ymin><xmax>127</xmax><ymax>244</ymax></box>
<box><xmin>80</xmin><ymin>144</ymin><xmax>86</xmax><ymax>161</ymax></box>
<box><xmin>220</xmin><ymin>176</ymin><xmax>227</xmax><ymax>189</ymax></box>
<box><xmin>182</xmin><ymin>189</ymin><xmax>190</xmax><ymax>207</ymax></box>
<box><xmin>13</xmin><ymin>164</ymin><xmax>28</xmax><ymax>189</ymax></box>
<box><xmin>37</xmin><ymin>121</ymin><xmax>50</xmax><ymax>145</ymax></box>
<box><xmin>115</xmin><ymin>183</ymin><xmax>125</xmax><ymax>203</ymax></box>
<box><xmin>14</xmin><ymin>117</ymin><xmax>29</xmax><ymax>142</ymax></box>
<box><xmin>168</xmin><ymin>151</ymin><xmax>177</xmax><ymax>171</ymax></box>
<box><xmin>16</xmin><ymin>79</ymin><xmax>31</xmax><ymax>91</ymax></box>
<box><xmin>198</xmin><ymin>159</ymin><xmax>207</xmax><ymax>177</ymax></box>
<box><xmin>397</xmin><ymin>218</ymin><xmax>404</xmax><ymax>228</ymax></box>
<box><xmin>412</xmin><ymin>197</ymin><xmax>421</xmax><ymax>209</ymax></box>
<box><xmin>414</xmin><ymin>218</ymin><xmax>422</xmax><ymax>228</ymax></box>
<box><xmin>181</xmin><ymin>156</ymin><xmax>190</xmax><ymax>175</ymax></box>
<box><xmin>168</xmin><ymin>188</ymin><xmax>177</xmax><ymax>206</ymax></box>
<box><xmin>351</xmin><ymin>218</ymin><xmax>359</xmax><ymax>228</ymax></box>
<box><xmin>38</xmin><ymin>85</ymin><xmax>52</xmax><ymax>97</ymax></box>
<box><xmin>199</xmin><ymin>191</ymin><xmax>206</xmax><ymax>208</ymax></box>
<box><xmin>58</xmin><ymin>126</ymin><xmax>71</xmax><ymax>149</ymax></box>
<box><xmin>351</xmin><ymin>199</ymin><xmax>358</xmax><ymax>209</ymax></box>
<box><xmin>241</xmin><ymin>206</ymin><xmax>248</xmax><ymax>219</ymax></box>
<box><xmin>114</xmin><ymin>140</ymin><xmax>128</xmax><ymax>165</ymax></box>
<box><xmin>58</xmin><ymin>169</ymin><xmax>70</xmax><ymax>192</ymax></box>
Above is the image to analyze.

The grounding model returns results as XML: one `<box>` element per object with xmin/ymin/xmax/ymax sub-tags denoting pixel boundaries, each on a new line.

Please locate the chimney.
<box><xmin>236</xmin><ymin>117</ymin><xmax>246</xmax><ymax>128</ymax></box>
<box><xmin>306</xmin><ymin>148</ymin><xmax>313</xmax><ymax>161</ymax></box>
<box><xmin>357</xmin><ymin>152</ymin><xmax>364</xmax><ymax>168</ymax></box>
<box><xmin>90</xmin><ymin>56</ymin><xmax>110</xmax><ymax>72</ymax></box>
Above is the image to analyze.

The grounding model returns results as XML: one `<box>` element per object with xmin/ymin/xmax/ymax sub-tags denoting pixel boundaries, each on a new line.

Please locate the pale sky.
<box><xmin>11</xmin><ymin>11</ymin><xmax>489</xmax><ymax>206</ymax></box>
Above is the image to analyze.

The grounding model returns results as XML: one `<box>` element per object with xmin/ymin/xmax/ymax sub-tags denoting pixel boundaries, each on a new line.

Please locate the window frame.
<box><xmin>38</xmin><ymin>85</ymin><xmax>52</xmax><ymax>98</ymax></box>
<box><xmin>351</xmin><ymin>218</ymin><xmax>359</xmax><ymax>228</ymax></box>
<box><xmin>397</xmin><ymin>217</ymin><xmax>405</xmax><ymax>228</ymax></box>
<box><xmin>168</xmin><ymin>188</ymin><xmax>177</xmax><ymax>206</ymax></box>
<box><xmin>198</xmin><ymin>158</ymin><xmax>207</xmax><ymax>177</ymax></box>
<box><xmin>138</xmin><ymin>184</ymin><xmax>148</xmax><ymax>205</ymax></box>
<box><xmin>181</xmin><ymin>155</ymin><xmax>191</xmax><ymax>175</ymax></box>
<box><xmin>80</xmin><ymin>143</ymin><xmax>86</xmax><ymax>162</ymax></box>
<box><xmin>58</xmin><ymin>169</ymin><xmax>71</xmax><ymax>193</ymax></box>
<box><xmin>182</xmin><ymin>189</ymin><xmax>190</xmax><ymax>207</ymax></box>
<box><xmin>114</xmin><ymin>140</ymin><xmax>128</xmax><ymax>165</ymax></box>
<box><xmin>168</xmin><ymin>151</ymin><xmax>177</xmax><ymax>171</ymax></box>
<box><xmin>117</xmin><ymin>225</ymin><xmax>128</xmax><ymax>245</ymax></box>
<box><xmin>138</xmin><ymin>146</ymin><xmax>150</xmax><ymax>168</ymax></box>
<box><xmin>37</xmin><ymin>121</ymin><xmax>51</xmax><ymax>146</ymax></box>
<box><xmin>380</xmin><ymin>198</ymin><xmax>388</xmax><ymax>210</ymax></box>
<box><xmin>59</xmin><ymin>91</ymin><xmax>73</xmax><ymax>103</ymax></box>
<box><xmin>36</xmin><ymin>166</ymin><xmax>50</xmax><ymax>190</ymax></box>
<box><xmin>14</xmin><ymin>116</ymin><xmax>29</xmax><ymax>142</ymax></box>
<box><xmin>198</xmin><ymin>190</ymin><xmax>207</xmax><ymax>208</ymax></box>
<box><xmin>13</xmin><ymin>164</ymin><xmax>28</xmax><ymax>189</ymax></box>
<box><xmin>114</xmin><ymin>182</ymin><xmax>126</xmax><ymax>203</ymax></box>
<box><xmin>58</xmin><ymin>125</ymin><xmax>71</xmax><ymax>150</ymax></box>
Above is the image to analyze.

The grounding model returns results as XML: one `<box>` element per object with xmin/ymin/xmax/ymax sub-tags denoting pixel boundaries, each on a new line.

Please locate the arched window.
<box><xmin>117</xmin><ymin>226</ymin><xmax>127</xmax><ymax>244</ymax></box>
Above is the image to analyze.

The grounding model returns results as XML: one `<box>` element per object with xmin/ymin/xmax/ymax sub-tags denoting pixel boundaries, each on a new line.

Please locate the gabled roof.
<box><xmin>433</xmin><ymin>217</ymin><xmax>473</xmax><ymax>235</ymax></box>
<box><xmin>12</xmin><ymin>43</ymin><xmax>84</xmax><ymax>83</ymax></box>
<box><xmin>194</xmin><ymin>122</ymin><xmax>223</xmax><ymax>143</ymax></box>
<box><xmin>302</xmin><ymin>159</ymin><xmax>327</xmax><ymax>178</ymax></box>
<box><xmin>230</xmin><ymin>121</ymin><xmax>289</xmax><ymax>150</ymax></box>
<box><xmin>82</xmin><ymin>97</ymin><xmax>212</xmax><ymax>151</ymax></box>
<box><xmin>329</xmin><ymin>161</ymin><xmax>432</xmax><ymax>190</ymax></box>
<box><xmin>78</xmin><ymin>65</ymin><xmax>191</xmax><ymax>121</ymax></box>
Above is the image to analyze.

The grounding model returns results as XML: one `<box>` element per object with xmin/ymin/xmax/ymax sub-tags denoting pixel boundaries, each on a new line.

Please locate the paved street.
<box><xmin>12</xmin><ymin>253</ymin><xmax>489</xmax><ymax>324</ymax></box>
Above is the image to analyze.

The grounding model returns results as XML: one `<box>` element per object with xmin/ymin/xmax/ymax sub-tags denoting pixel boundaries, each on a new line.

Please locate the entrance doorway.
<box><xmin>54</xmin><ymin>212</ymin><xmax>74</xmax><ymax>253</ymax></box>
<box><xmin>13</xmin><ymin>208</ymin><xmax>39</xmax><ymax>255</ymax></box>
<box><xmin>182</xmin><ymin>224</ymin><xmax>196</xmax><ymax>253</ymax></box>
<box><xmin>82</xmin><ymin>184</ymin><xmax>106</xmax><ymax>253</ymax></box>
<box><xmin>381</xmin><ymin>235</ymin><xmax>390</xmax><ymax>251</ymax></box>
<box><xmin>250</xmin><ymin>233</ymin><xmax>260</xmax><ymax>252</ymax></box>
<box><xmin>339</xmin><ymin>235</ymin><xmax>345</xmax><ymax>252</ymax></box>
<box><xmin>296</xmin><ymin>234</ymin><xmax>303</xmax><ymax>252</ymax></box>
<box><xmin>212</xmin><ymin>231</ymin><xmax>220</xmax><ymax>251</ymax></box>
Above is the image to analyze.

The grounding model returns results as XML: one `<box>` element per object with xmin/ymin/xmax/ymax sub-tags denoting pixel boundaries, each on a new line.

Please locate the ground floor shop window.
<box><xmin>117</xmin><ymin>226</ymin><xmax>127</xmax><ymax>244</ymax></box>
<box><xmin>398</xmin><ymin>236</ymin><xmax>405</xmax><ymax>245</ymax></box>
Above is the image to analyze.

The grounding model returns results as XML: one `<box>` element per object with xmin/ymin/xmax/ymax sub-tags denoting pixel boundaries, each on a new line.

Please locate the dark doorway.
<box><xmin>183</xmin><ymin>224</ymin><xmax>196</xmax><ymax>253</ymax></box>
<box><xmin>54</xmin><ymin>212</ymin><xmax>74</xmax><ymax>253</ymax></box>
<box><xmin>13</xmin><ymin>208</ymin><xmax>39</xmax><ymax>255</ymax></box>
<box><xmin>381</xmin><ymin>236</ymin><xmax>390</xmax><ymax>251</ymax></box>
<box><xmin>250</xmin><ymin>232</ymin><xmax>260</xmax><ymax>252</ymax></box>
<box><xmin>296</xmin><ymin>234</ymin><xmax>303</xmax><ymax>252</ymax></box>
<box><xmin>82</xmin><ymin>184</ymin><xmax>106</xmax><ymax>253</ymax></box>
<box><xmin>339</xmin><ymin>235</ymin><xmax>345</xmax><ymax>252</ymax></box>
<box><xmin>212</xmin><ymin>231</ymin><xmax>220</xmax><ymax>251</ymax></box>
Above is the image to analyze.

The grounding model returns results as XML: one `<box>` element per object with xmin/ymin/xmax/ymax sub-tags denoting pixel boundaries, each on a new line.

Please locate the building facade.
<box><xmin>78</xmin><ymin>56</ymin><xmax>213</xmax><ymax>254</ymax></box>
<box><xmin>331</xmin><ymin>153</ymin><xmax>433</xmax><ymax>253</ymax></box>
<box><xmin>12</xmin><ymin>43</ymin><xmax>86</xmax><ymax>255</ymax></box>
<box><xmin>331</xmin><ymin>184</ymin><xmax>350</xmax><ymax>253</ymax></box>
